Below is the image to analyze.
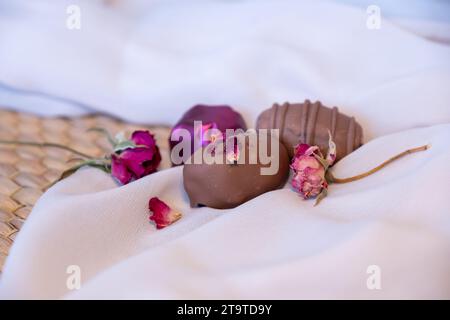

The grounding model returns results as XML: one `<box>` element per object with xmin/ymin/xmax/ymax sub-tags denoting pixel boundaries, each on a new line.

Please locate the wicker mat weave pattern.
<box><xmin>0</xmin><ymin>109</ymin><xmax>171</xmax><ymax>273</ymax></box>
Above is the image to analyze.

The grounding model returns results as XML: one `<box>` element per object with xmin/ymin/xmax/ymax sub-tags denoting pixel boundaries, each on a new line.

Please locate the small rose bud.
<box><xmin>111</xmin><ymin>130</ymin><xmax>161</xmax><ymax>185</ymax></box>
<box><xmin>291</xmin><ymin>169</ymin><xmax>327</xmax><ymax>199</ymax></box>
<box><xmin>290</xmin><ymin>143</ymin><xmax>328</xmax><ymax>199</ymax></box>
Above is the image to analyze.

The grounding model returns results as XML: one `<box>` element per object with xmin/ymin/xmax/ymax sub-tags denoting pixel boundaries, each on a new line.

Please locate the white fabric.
<box><xmin>0</xmin><ymin>0</ymin><xmax>450</xmax><ymax>299</ymax></box>
<box><xmin>339</xmin><ymin>0</ymin><xmax>450</xmax><ymax>43</ymax></box>
<box><xmin>1</xmin><ymin>124</ymin><xmax>449</xmax><ymax>299</ymax></box>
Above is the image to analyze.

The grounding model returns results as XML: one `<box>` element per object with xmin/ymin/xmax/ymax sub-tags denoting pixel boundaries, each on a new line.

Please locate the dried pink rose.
<box><xmin>292</xmin><ymin>169</ymin><xmax>328</xmax><ymax>199</ymax></box>
<box><xmin>290</xmin><ymin>144</ymin><xmax>328</xmax><ymax>200</ymax></box>
<box><xmin>290</xmin><ymin>132</ymin><xmax>338</xmax><ymax>203</ymax></box>
<box><xmin>290</xmin><ymin>133</ymin><xmax>430</xmax><ymax>206</ymax></box>
<box><xmin>111</xmin><ymin>130</ymin><xmax>161</xmax><ymax>185</ymax></box>
<box><xmin>149</xmin><ymin>197</ymin><xmax>182</xmax><ymax>229</ymax></box>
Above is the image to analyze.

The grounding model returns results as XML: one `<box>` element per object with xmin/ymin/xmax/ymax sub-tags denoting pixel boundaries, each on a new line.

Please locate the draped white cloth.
<box><xmin>0</xmin><ymin>0</ymin><xmax>449</xmax><ymax>299</ymax></box>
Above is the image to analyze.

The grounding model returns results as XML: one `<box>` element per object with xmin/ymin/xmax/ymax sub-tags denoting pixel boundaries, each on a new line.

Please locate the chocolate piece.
<box><xmin>256</xmin><ymin>100</ymin><xmax>363</xmax><ymax>161</ymax></box>
<box><xmin>183</xmin><ymin>131</ymin><xmax>290</xmax><ymax>209</ymax></box>
<box><xmin>169</xmin><ymin>104</ymin><xmax>247</xmax><ymax>165</ymax></box>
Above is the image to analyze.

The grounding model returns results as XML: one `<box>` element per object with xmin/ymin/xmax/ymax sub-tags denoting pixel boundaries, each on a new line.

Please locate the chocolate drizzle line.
<box><xmin>271</xmin><ymin>103</ymin><xmax>278</xmax><ymax>130</ymax></box>
<box><xmin>346</xmin><ymin>116</ymin><xmax>355</xmax><ymax>155</ymax></box>
<box><xmin>299</xmin><ymin>100</ymin><xmax>308</xmax><ymax>144</ymax></box>
<box><xmin>279</xmin><ymin>102</ymin><xmax>288</xmax><ymax>138</ymax></box>
<box><xmin>257</xmin><ymin>100</ymin><xmax>363</xmax><ymax>162</ymax></box>
<box><xmin>330</xmin><ymin>106</ymin><xmax>337</xmax><ymax>139</ymax></box>
<box><xmin>306</xmin><ymin>101</ymin><xmax>319</xmax><ymax>145</ymax></box>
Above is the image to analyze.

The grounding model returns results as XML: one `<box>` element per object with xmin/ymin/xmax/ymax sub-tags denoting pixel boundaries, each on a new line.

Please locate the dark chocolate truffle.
<box><xmin>169</xmin><ymin>104</ymin><xmax>247</xmax><ymax>165</ymax></box>
<box><xmin>256</xmin><ymin>100</ymin><xmax>363</xmax><ymax>161</ymax></box>
<box><xmin>183</xmin><ymin>131</ymin><xmax>290</xmax><ymax>209</ymax></box>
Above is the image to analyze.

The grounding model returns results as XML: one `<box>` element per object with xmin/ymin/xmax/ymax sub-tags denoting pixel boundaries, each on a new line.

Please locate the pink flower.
<box><xmin>291</xmin><ymin>168</ymin><xmax>327</xmax><ymax>199</ymax></box>
<box><xmin>290</xmin><ymin>143</ymin><xmax>328</xmax><ymax>199</ymax></box>
<box><xmin>149</xmin><ymin>197</ymin><xmax>182</xmax><ymax>229</ymax></box>
<box><xmin>111</xmin><ymin>130</ymin><xmax>161</xmax><ymax>185</ymax></box>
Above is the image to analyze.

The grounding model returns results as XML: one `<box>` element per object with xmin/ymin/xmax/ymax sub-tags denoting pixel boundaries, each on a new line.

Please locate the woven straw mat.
<box><xmin>0</xmin><ymin>109</ymin><xmax>171</xmax><ymax>274</ymax></box>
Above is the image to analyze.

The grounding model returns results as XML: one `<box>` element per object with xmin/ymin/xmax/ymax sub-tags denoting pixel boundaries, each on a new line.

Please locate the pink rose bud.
<box><xmin>289</xmin><ymin>134</ymin><xmax>429</xmax><ymax>206</ymax></box>
<box><xmin>149</xmin><ymin>197</ymin><xmax>182</xmax><ymax>229</ymax></box>
<box><xmin>290</xmin><ymin>143</ymin><xmax>328</xmax><ymax>199</ymax></box>
<box><xmin>111</xmin><ymin>130</ymin><xmax>161</xmax><ymax>185</ymax></box>
<box><xmin>291</xmin><ymin>169</ymin><xmax>327</xmax><ymax>199</ymax></box>
<box><xmin>169</xmin><ymin>105</ymin><xmax>247</xmax><ymax>165</ymax></box>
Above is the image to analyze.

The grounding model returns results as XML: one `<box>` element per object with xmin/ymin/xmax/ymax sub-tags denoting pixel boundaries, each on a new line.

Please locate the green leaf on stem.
<box><xmin>113</xmin><ymin>140</ymin><xmax>137</xmax><ymax>153</ymax></box>
<box><xmin>47</xmin><ymin>159</ymin><xmax>111</xmax><ymax>189</ymax></box>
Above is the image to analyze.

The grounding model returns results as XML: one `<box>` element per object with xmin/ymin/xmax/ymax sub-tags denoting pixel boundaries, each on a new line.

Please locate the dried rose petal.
<box><xmin>111</xmin><ymin>154</ymin><xmax>133</xmax><ymax>185</ymax></box>
<box><xmin>291</xmin><ymin>154</ymin><xmax>322</xmax><ymax>172</ymax></box>
<box><xmin>149</xmin><ymin>197</ymin><xmax>182</xmax><ymax>229</ymax></box>
<box><xmin>131</xmin><ymin>130</ymin><xmax>157</xmax><ymax>149</ymax></box>
<box><xmin>294</xmin><ymin>143</ymin><xmax>310</xmax><ymax>157</ymax></box>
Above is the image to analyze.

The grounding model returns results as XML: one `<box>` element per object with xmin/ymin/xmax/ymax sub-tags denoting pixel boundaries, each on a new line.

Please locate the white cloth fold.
<box><xmin>0</xmin><ymin>0</ymin><xmax>450</xmax><ymax>299</ymax></box>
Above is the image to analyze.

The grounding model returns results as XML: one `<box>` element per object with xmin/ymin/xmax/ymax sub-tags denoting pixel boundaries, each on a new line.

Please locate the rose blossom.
<box><xmin>111</xmin><ymin>130</ymin><xmax>161</xmax><ymax>185</ymax></box>
<box><xmin>291</xmin><ymin>168</ymin><xmax>328</xmax><ymax>199</ymax></box>
<box><xmin>149</xmin><ymin>197</ymin><xmax>182</xmax><ymax>229</ymax></box>
<box><xmin>290</xmin><ymin>143</ymin><xmax>328</xmax><ymax>199</ymax></box>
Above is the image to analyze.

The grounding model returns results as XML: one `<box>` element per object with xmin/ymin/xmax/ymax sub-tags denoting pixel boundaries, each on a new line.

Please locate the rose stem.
<box><xmin>46</xmin><ymin>159</ymin><xmax>111</xmax><ymax>189</ymax></box>
<box><xmin>328</xmin><ymin>145</ymin><xmax>429</xmax><ymax>184</ymax></box>
<box><xmin>0</xmin><ymin>140</ymin><xmax>93</xmax><ymax>159</ymax></box>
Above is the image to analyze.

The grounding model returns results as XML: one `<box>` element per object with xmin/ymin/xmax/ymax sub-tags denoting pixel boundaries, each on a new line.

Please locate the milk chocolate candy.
<box><xmin>256</xmin><ymin>100</ymin><xmax>363</xmax><ymax>161</ymax></box>
<box><xmin>183</xmin><ymin>131</ymin><xmax>289</xmax><ymax>209</ymax></box>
